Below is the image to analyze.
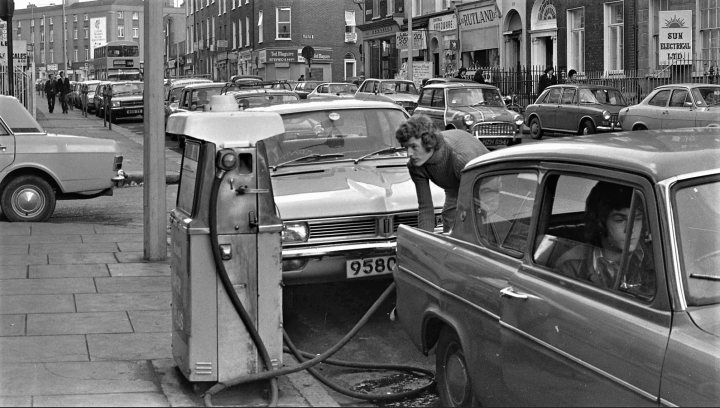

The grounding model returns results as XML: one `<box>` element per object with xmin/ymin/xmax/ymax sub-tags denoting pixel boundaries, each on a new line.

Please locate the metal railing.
<box><xmin>0</xmin><ymin>65</ymin><xmax>31</xmax><ymax>107</ymax></box>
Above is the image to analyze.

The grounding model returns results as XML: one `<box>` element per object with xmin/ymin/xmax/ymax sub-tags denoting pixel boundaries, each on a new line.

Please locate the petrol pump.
<box><xmin>169</xmin><ymin>106</ymin><xmax>285</xmax><ymax>383</ymax></box>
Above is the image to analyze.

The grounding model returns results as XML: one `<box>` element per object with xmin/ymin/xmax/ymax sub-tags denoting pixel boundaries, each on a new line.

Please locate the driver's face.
<box><xmin>605</xmin><ymin>208</ymin><xmax>643</xmax><ymax>252</ymax></box>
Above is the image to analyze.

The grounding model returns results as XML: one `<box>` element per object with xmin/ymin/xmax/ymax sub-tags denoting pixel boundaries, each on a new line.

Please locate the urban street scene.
<box><xmin>1</xmin><ymin>0</ymin><xmax>719</xmax><ymax>406</ymax></box>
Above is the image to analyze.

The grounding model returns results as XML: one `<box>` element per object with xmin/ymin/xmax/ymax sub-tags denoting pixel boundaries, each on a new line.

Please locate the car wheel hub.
<box><xmin>12</xmin><ymin>186</ymin><xmax>45</xmax><ymax>217</ymax></box>
<box><xmin>445</xmin><ymin>347</ymin><xmax>469</xmax><ymax>404</ymax></box>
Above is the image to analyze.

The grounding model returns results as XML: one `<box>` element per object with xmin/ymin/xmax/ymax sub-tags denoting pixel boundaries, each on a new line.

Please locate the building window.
<box><xmin>40</xmin><ymin>31</ymin><xmax>45</xmax><ymax>42</ymax></box>
<box><xmin>73</xmin><ymin>14</ymin><xmax>77</xmax><ymax>22</ymax></box>
<box><xmin>84</xmin><ymin>14</ymin><xmax>88</xmax><ymax>21</ymax></box>
<box><xmin>49</xmin><ymin>17</ymin><xmax>53</xmax><ymax>25</ymax></box>
<box><xmin>232</xmin><ymin>0</ymin><xmax>236</xmax><ymax>9</ymax></box>
<box><xmin>701</xmin><ymin>0</ymin><xmax>720</xmax><ymax>63</ymax></box>
<box><xmin>118</xmin><ymin>25</ymin><xmax>125</xmax><ymax>38</ymax></box>
<box><xmin>276</xmin><ymin>7</ymin><xmax>291</xmax><ymax>40</ymax></box>
<box><xmin>31</xmin><ymin>32</ymin><xmax>34</xmax><ymax>43</ymax></box>
<box><xmin>40</xmin><ymin>49</ymin><xmax>45</xmax><ymax>64</ymax></box>
<box><xmin>133</xmin><ymin>27</ymin><xmax>139</xmax><ymax>38</ymax></box>
<box><xmin>85</xmin><ymin>46</ymin><xmax>89</xmax><ymax>60</ymax></box>
<box><xmin>245</xmin><ymin>16</ymin><xmax>250</xmax><ymax>46</ymax></box>
<box><xmin>74</xmin><ymin>48</ymin><xmax>78</xmax><ymax>61</ymax></box>
<box><xmin>132</xmin><ymin>12</ymin><xmax>139</xmax><ymax>20</ymax></box>
<box><xmin>74</xmin><ymin>29</ymin><xmax>78</xmax><ymax>40</ymax></box>
<box><xmin>567</xmin><ymin>8</ymin><xmax>584</xmax><ymax>72</ymax></box>
<box><xmin>604</xmin><ymin>1</ymin><xmax>624</xmax><ymax>72</ymax></box>
<box><xmin>49</xmin><ymin>29</ymin><xmax>54</xmax><ymax>41</ymax></box>
<box><xmin>232</xmin><ymin>21</ymin><xmax>237</xmax><ymax>48</ymax></box>
<box><xmin>84</xmin><ymin>28</ymin><xmax>89</xmax><ymax>39</ymax></box>
<box><xmin>50</xmin><ymin>49</ymin><xmax>54</xmax><ymax>63</ymax></box>
<box><xmin>117</xmin><ymin>11</ymin><xmax>123</xmax><ymax>20</ymax></box>
<box><xmin>31</xmin><ymin>19</ymin><xmax>34</xmax><ymax>27</ymax></box>
<box><xmin>258</xmin><ymin>10</ymin><xmax>263</xmax><ymax>43</ymax></box>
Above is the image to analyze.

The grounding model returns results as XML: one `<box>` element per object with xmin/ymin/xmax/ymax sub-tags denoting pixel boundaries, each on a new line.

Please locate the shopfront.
<box><xmin>429</xmin><ymin>14</ymin><xmax>459</xmax><ymax>77</ymax></box>
<box><xmin>256</xmin><ymin>47</ymin><xmax>333</xmax><ymax>81</ymax></box>
<box><xmin>361</xmin><ymin>21</ymin><xmax>399</xmax><ymax>79</ymax></box>
<box><xmin>458</xmin><ymin>2</ymin><xmax>501</xmax><ymax>71</ymax></box>
<box><xmin>238</xmin><ymin>50</ymin><xmax>252</xmax><ymax>77</ymax></box>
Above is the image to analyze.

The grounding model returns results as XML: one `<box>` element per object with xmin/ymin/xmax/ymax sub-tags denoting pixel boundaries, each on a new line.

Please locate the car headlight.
<box><xmin>463</xmin><ymin>114</ymin><xmax>475</xmax><ymax>127</ymax></box>
<box><xmin>514</xmin><ymin>114</ymin><xmax>524</xmax><ymax>126</ymax></box>
<box><xmin>282</xmin><ymin>222</ymin><xmax>309</xmax><ymax>243</ymax></box>
<box><xmin>602</xmin><ymin>110</ymin><xmax>611</xmax><ymax>120</ymax></box>
<box><xmin>112</xmin><ymin>101</ymin><xmax>120</xmax><ymax>107</ymax></box>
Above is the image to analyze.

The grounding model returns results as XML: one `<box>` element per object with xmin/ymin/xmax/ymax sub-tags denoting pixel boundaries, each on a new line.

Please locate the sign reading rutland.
<box><xmin>659</xmin><ymin>10</ymin><xmax>693</xmax><ymax>65</ymax></box>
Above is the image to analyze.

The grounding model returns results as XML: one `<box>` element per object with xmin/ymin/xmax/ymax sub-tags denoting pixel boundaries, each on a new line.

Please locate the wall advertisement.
<box><xmin>658</xmin><ymin>10</ymin><xmax>693</xmax><ymax>65</ymax></box>
<box><xmin>90</xmin><ymin>17</ymin><xmax>107</xmax><ymax>59</ymax></box>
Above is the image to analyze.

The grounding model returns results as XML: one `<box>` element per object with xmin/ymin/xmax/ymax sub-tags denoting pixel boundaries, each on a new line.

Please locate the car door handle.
<box><xmin>0</xmin><ymin>144</ymin><xmax>6</xmax><ymax>152</ymax></box>
<box><xmin>662</xmin><ymin>110</ymin><xmax>668</xmax><ymax>115</ymax></box>
<box><xmin>500</xmin><ymin>287</ymin><xmax>529</xmax><ymax>300</ymax></box>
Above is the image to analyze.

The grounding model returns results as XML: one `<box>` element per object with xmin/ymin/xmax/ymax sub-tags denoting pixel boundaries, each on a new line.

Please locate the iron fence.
<box><xmin>0</xmin><ymin>65</ymin><xmax>31</xmax><ymax>107</ymax></box>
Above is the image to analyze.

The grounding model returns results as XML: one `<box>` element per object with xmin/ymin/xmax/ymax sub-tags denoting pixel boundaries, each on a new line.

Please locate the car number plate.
<box><xmin>479</xmin><ymin>138</ymin><xmax>509</xmax><ymax>147</ymax></box>
<box><xmin>127</xmin><ymin>109</ymin><xmax>143</xmax><ymax>114</ymax></box>
<box><xmin>346</xmin><ymin>256</ymin><xmax>396</xmax><ymax>279</ymax></box>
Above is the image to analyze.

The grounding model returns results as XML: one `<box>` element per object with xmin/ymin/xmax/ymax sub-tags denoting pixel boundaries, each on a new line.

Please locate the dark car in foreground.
<box><xmin>413</xmin><ymin>82</ymin><xmax>524</xmax><ymax>149</ymax></box>
<box><xmin>393</xmin><ymin>128</ymin><xmax>720</xmax><ymax>406</ymax></box>
<box><xmin>524</xmin><ymin>84</ymin><xmax>626</xmax><ymax>139</ymax></box>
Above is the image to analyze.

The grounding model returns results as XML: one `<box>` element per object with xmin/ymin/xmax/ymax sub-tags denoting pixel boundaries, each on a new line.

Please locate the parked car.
<box><xmin>293</xmin><ymin>81</ymin><xmax>323</xmax><ymax>99</ymax></box>
<box><xmin>230</xmin><ymin>74</ymin><xmax>263</xmax><ymax>86</ymax></box>
<box><xmin>79</xmin><ymin>80</ymin><xmax>101</xmax><ymax>112</ymax></box>
<box><xmin>355</xmin><ymin>79</ymin><xmax>420</xmax><ymax>114</ymax></box>
<box><xmin>524</xmin><ymin>84</ymin><xmax>626</xmax><ymax>139</ymax></box>
<box><xmin>393</xmin><ymin>128</ymin><xmax>720</xmax><ymax>406</ymax></box>
<box><xmin>175</xmin><ymin>82</ymin><xmax>237</xmax><ymax>113</ymax></box>
<box><xmin>413</xmin><ymin>82</ymin><xmax>524</xmax><ymax>149</ymax></box>
<box><xmin>261</xmin><ymin>80</ymin><xmax>293</xmax><ymax>91</ymax></box>
<box><xmin>0</xmin><ymin>96</ymin><xmax>124</xmax><ymax>222</ymax></box>
<box><xmin>92</xmin><ymin>81</ymin><xmax>113</xmax><ymax>117</ymax></box>
<box><xmin>230</xmin><ymin>88</ymin><xmax>300</xmax><ymax>109</ymax></box>
<box><xmin>164</xmin><ymin>78</ymin><xmax>213</xmax><ymax>125</ymax></box>
<box><xmin>618</xmin><ymin>83</ymin><xmax>720</xmax><ymax>131</ymax></box>
<box><xmin>306</xmin><ymin>82</ymin><xmax>358</xmax><ymax>100</ymax></box>
<box><xmin>104</xmin><ymin>81</ymin><xmax>144</xmax><ymax>121</ymax></box>
<box><xmin>167</xmin><ymin>99</ymin><xmax>445</xmax><ymax>285</ymax></box>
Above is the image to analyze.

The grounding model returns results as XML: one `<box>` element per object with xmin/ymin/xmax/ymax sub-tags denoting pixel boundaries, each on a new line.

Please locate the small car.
<box><xmin>0</xmin><ymin>95</ymin><xmax>124</xmax><ymax>222</ymax></box>
<box><xmin>412</xmin><ymin>82</ymin><xmax>524</xmax><ymax>149</ymax></box>
<box><xmin>175</xmin><ymin>82</ymin><xmax>237</xmax><ymax>113</ymax></box>
<box><xmin>306</xmin><ymin>82</ymin><xmax>358</xmax><ymax>100</ymax></box>
<box><xmin>293</xmin><ymin>81</ymin><xmax>323</xmax><ymax>99</ymax></box>
<box><xmin>164</xmin><ymin>78</ymin><xmax>213</xmax><ymax>125</ymax></box>
<box><xmin>394</xmin><ymin>127</ymin><xmax>720</xmax><ymax>406</ymax></box>
<box><xmin>618</xmin><ymin>83</ymin><xmax>720</xmax><ymax>130</ymax></box>
<box><xmin>230</xmin><ymin>88</ymin><xmax>300</xmax><ymax>109</ymax></box>
<box><xmin>525</xmin><ymin>84</ymin><xmax>626</xmax><ymax>139</ymax></box>
<box><xmin>92</xmin><ymin>81</ymin><xmax>113</xmax><ymax>117</ymax></box>
<box><xmin>355</xmin><ymin>78</ymin><xmax>420</xmax><ymax>114</ymax></box>
<box><xmin>105</xmin><ymin>81</ymin><xmax>145</xmax><ymax>121</ymax></box>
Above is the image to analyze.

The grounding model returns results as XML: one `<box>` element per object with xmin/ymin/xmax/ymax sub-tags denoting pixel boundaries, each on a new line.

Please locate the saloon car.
<box><xmin>167</xmin><ymin>99</ymin><xmax>445</xmax><ymax>285</ymax></box>
<box><xmin>0</xmin><ymin>96</ymin><xmax>124</xmax><ymax>222</ymax></box>
<box><xmin>104</xmin><ymin>81</ymin><xmax>145</xmax><ymax>121</ymax></box>
<box><xmin>412</xmin><ymin>82</ymin><xmax>524</xmax><ymax>149</ymax></box>
<box><xmin>524</xmin><ymin>84</ymin><xmax>626</xmax><ymax>139</ymax></box>
<box><xmin>293</xmin><ymin>81</ymin><xmax>323</xmax><ymax>99</ymax></box>
<box><xmin>618</xmin><ymin>83</ymin><xmax>720</xmax><ymax>130</ymax></box>
<box><xmin>394</xmin><ymin>128</ymin><xmax>720</xmax><ymax>406</ymax></box>
<box><xmin>306</xmin><ymin>82</ymin><xmax>358</xmax><ymax>100</ymax></box>
<box><xmin>355</xmin><ymin>79</ymin><xmax>420</xmax><ymax>114</ymax></box>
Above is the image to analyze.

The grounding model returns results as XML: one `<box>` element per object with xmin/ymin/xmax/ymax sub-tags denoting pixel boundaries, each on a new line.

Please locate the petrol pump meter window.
<box><xmin>177</xmin><ymin>141</ymin><xmax>201</xmax><ymax>214</ymax></box>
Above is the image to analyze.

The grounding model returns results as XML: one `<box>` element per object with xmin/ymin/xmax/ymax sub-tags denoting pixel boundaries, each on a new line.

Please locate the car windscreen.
<box><xmin>381</xmin><ymin>82</ymin><xmax>418</xmax><ymax>95</ymax></box>
<box><xmin>673</xmin><ymin>177</ymin><xmax>720</xmax><ymax>306</ymax></box>
<box><xmin>580</xmin><ymin>88</ymin><xmax>626</xmax><ymax>106</ymax></box>
<box><xmin>0</xmin><ymin>99</ymin><xmax>44</xmax><ymax>133</ymax></box>
<box><xmin>236</xmin><ymin>94</ymin><xmax>299</xmax><ymax>109</ymax></box>
<box><xmin>328</xmin><ymin>84</ymin><xmax>357</xmax><ymax>94</ymax></box>
<box><xmin>448</xmin><ymin>88</ymin><xmax>505</xmax><ymax>107</ymax></box>
<box><xmin>111</xmin><ymin>83</ymin><xmax>143</xmax><ymax>96</ymax></box>
<box><xmin>263</xmin><ymin>108</ymin><xmax>408</xmax><ymax>167</ymax></box>
<box><xmin>695</xmin><ymin>87</ymin><xmax>720</xmax><ymax>106</ymax></box>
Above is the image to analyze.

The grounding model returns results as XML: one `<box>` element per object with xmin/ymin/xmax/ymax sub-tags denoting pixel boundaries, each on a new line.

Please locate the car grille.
<box><xmin>120</xmin><ymin>100</ymin><xmax>142</xmax><ymax>107</ymax></box>
<box><xmin>610</xmin><ymin>114</ymin><xmax>620</xmax><ymax>128</ymax></box>
<box><xmin>306</xmin><ymin>212</ymin><xmax>421</xmax><ymax>241</ymax></box>
<box><xmin>473</xmin><ymin>122</ymin><xmax>516</xmax><ymax>136</ymax></box>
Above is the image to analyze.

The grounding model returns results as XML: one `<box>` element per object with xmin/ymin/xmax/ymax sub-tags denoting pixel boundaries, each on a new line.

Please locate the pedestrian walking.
<box><xmin>44</xmin><ymin>74</ymin><xmax>57</xmax><ymax>113</ymax></box>
<box><xmin>537</xmin><ymin>66</ymin><xmax>557</xmax><ymax>97</ymax></box>
<box><xmin>473</xmin><ymin>69</ymin><xmax>486</xmax><ymax>84</ymax></box>
<box><xmin>56</xmin><ymin>71</ymin><xmax>71</xmax><ymax>114</ymax></box>
<box><xmin>395</xmin><ymin>114</ymin><xmax>489</xmax><ymax>233</ymax></box>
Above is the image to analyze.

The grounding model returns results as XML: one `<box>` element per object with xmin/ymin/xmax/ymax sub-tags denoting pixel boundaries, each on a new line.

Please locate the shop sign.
<box><xmin>659</xmin><ymin>10</ymin><xmax>692</xmax><ymax>65</ymax></box>
<box><xmin>430</xmin><ymin>15</ymin><xmax>456</xmax><ymax>32</ymax></box>
<box><xmin>396</xmin><ymin>31</ymin><xmax>427</xmax><ymax>50</ymax></box>
<box><xmin>267</xmin><ymin>48</ymin><xmax>296</xmax><ymax>63</ymax></box>
<box><xmin>184</xmin><ymin>54</ymin><xmax>193</xmax><ymax>65</ymax></box>
<box><xmin>298</xmin><ymin>49</ymin><xmax>331</xmax><ymax>62</ymax></box>
<box><xmin>239</xmin><ymin>51</ymin><xmax>252</xmax><ymax>62</ymax></box>
<box><xmin>0</xmin><ymin>40</ymin><xmax>28</xmax><ymax>66</ymax></box>
<box><xmin>459</xmin><ymin>5</ymin><xmax>499</xmax><ymax>30</ymax></box>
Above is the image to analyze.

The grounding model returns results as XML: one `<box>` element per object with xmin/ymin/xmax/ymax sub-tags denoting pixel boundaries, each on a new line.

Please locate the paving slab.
<box><xmin>0</xmin><ymin>234</ymin><xmax>82</xmax><ymax>245</ymax></box>
<box><xmin>0</xmin><ymin>294</ymin><xmax>76</xmax><ymax>314</ymax></box>
<box><xmin>81</xmin><ymin>233</ymin><xmax>143</xmax><ymax>243</ymax></box>
<box><xmin>0</xmin><ymin>335</ymin><xmax>88</xmax><ymax>363</ymax></box>
<box><xmin>27</xmin><ymin>311</ymin><xmax>133</xmax><ymax>335</ymax></box>
<box><xmin>0</xmin><ymin>396</ymin><xmax>31</xmax><ymax>407</ymax></box>
<box><xmin>0</xmin><ymin>245</ymin><xmax>29</xmax><ymax>255</ymax></box>
<box><xmin>128</xmin><ymin>310</ymin><xmax>171</xmax><ymax>333</ymax></box>
<box><xmin>109</xmin><ymin>263</ymin><xmax>171</xmax><ymax>277</ymax></box>
<box><xmin>117</xmin><ymin>242</ymin><xmax>144</xmax><ymax>252</ymax></box>
<box><xmin>0</xmin><ymin>277</ymin><xmax>96</xmax><ymax>296</ymax></box>
<box><xmin>0</xmin><ymin>315</ymin><xmax>25</xmax><ymax>336</ymax></box>
<box><xmin>75</xmin><ymin>292</ymin><xmax>171</xmax><ymax>312</ymax></box>
<box><xmin>0</xmin><ymin>253</ymin><xmax>48</xmax><ymax>266</ymax></box>
<box><xmin>0</xmin><ymin>361</ymin><xmax>159</xmax><ymax>396</ymax></box>
<box><xmin>29</xmin><ymin>263</ymin><xmax>110</xmax><ymax>279</ymax></box>
<box><xmin>88</xmin><ymin>332</ymin><xmax>171</xmax><ymax>361</ymax></box>
<box><xmin>93</xmin><ymin>225</ymin><xmax>144</xmax><ymax>234</ymax></box>
<box><xmin>116</xmin><ymin>251</ymin><xmax>152</xmax><ymax>263</ymax></box>
<box><xmin>49</xmin><ymin>252</ymin><xmax>119</xmax><ymax>265</ymax></box>
<box><xmin>0</xmin><ymin>223</ymin><xmax>31</xmax><ymax>235</ymax></box>
<box><xmin>31</xmin><ymin>223</ymin><xmax>96</xmax><ymax>235</ymax></box>
<box><xmin>33</xmin><ymin>392</ymin><xmax>170</xmax><ymax>407</ymax></box>
<box><xmin>0</xmin><ymin>265</ymin><xmax>27</xmax><ymax>279</ymax></box>
<box><xmin>95</xmin><ymin>276</ymin><xmax>171</xmax><ymax>293</ymax></box>
<box><xmin>29</xmin><ymin>242</ymin><xmax>120</xmax><ymax>254</ymax></box>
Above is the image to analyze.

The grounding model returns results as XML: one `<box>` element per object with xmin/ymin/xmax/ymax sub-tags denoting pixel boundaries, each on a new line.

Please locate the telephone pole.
<box><xmin>62</xmin><ymin>0</ymin><xmax>67</xmax><ymax>73</ymax></box>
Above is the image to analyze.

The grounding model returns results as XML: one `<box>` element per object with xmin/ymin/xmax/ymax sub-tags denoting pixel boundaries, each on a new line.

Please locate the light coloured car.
<box><xmin>293</xmin><ymin>81</ymin><xmax>323</xmax><ymax>99</ymax></box>
<box><xmin>394</xmin><ymin>128</ymin><xmax>720</xmax><ymax>406</ymax></box>
<box><xmin>168</xmin><ymin>99</ymin><xmax>445</xmax><ymax>285</ymax></box>
<box><xmin>106</xmin><ymin>81</ymin><xmax>144</xmax><ymax>121</ymax></box>
<box><xmin>618</xmin><ymin>83</ymin><xmax>720</xmax><ymax>130</ymax></box>
<box><xmin>355</xmin><ymin>78</ymin><xmax>420</xmax><ymax>114</ymax></box>
<box><xmin>0</xmin><ymin>96</ymin><xmax>124</xmax><ymax>222</ymax></box>
<box><xmin>306</xmin><ymin>82</ymin><xmax>358</xmax><ymax>100</ymax></box>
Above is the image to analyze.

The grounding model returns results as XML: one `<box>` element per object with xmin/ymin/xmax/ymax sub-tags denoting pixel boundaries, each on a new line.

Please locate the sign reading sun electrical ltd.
<box><xmin>659</xmin><ymin>10</ymin><xmax>693</xmax><ymax>65</ymax></box>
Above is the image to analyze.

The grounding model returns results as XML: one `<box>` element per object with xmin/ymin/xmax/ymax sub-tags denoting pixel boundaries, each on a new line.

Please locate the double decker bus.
<box><xmin>91</xmin><ymin>40</ymin><xmax>143</xmax><ymax>81</ymax></box>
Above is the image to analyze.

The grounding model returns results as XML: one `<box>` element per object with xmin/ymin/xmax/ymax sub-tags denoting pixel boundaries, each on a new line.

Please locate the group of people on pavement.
<box><xmin>43</xmin><ymin>71</ymin><xmax>72</xmax><ymax>114</ymax></box>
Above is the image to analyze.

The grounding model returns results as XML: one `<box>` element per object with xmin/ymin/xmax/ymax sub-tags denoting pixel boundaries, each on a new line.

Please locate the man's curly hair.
<box><xmin>395</xmin><ymin>114</ymin><xmax>440</xmax><ymax>152</ymax></box>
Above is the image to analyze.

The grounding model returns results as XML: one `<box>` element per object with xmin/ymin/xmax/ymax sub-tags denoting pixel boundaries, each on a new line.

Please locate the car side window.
<box><xmin>546</xmin><ymin>88</ymin><xmax>562</xmax><ymax>104</ymax></box>
<box><xmin>473</xmin><ymin>172</ymin><xmax>537</xmax><ymax>254</ymax></box>
<box><xmin>533</xmin><ymin>175</ymin><xmax>656</xmax><ymax>302</ymax></box>
<box><xmin>648</xmin><ymin>90</ymin><xmax>671</xmax><ymax>107</ymax></box>
<box><xmin>669</xmin><ymin>89</ymin><xmax>691</xmax><ymax>108</ymax></box>
<box><xmin>561</xmin><ymin>88</ymin><xmax>576</xmax><ymax>104</ymax></box>
<box><xmin>431</xmin><ymin>90</ymin><xmax>445</xmax><ymax>108</ymax></box>
<box><xmin>418</xmin><ymin>89</ymin><xmax>432</xmax><ymax>106</ymax></box>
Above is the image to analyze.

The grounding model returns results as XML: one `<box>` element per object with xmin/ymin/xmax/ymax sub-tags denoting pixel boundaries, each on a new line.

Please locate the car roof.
<box><xmin>229</xmin><ymin>88</ymin><xmax>298</xmax><ymax>96</ymax></box>
<box><xmin>110</xmin><ymin>80</ymin><xmax>143</xmax><ymax>85</ymax></box>
<box><xmin>654</xmin><ymin>83</ymin><xmax>720</xmax><ymax>89</ymax></box>
<box><xmin>466</xmin><ymin>128</ymin><xmax>720</xmax><ymax>182</ymax></box>
<box><xmin>422</xmin><ymin>82</ymin><xmax>497</xmax><ymax>89</ymax></box>
<box><xmin>182</xmin><ymin>82</ymin><xmax>229</xmax><ymax>90</ymax></box>
<box><xmin>245</xmin><ymin>99</ymin><xmax>405</xmax><ymax>114</ymax></box>
<box><xmin>546</xmin><ymin>83</ymin><xmax>620</xmax><ymax>90</ymax></box>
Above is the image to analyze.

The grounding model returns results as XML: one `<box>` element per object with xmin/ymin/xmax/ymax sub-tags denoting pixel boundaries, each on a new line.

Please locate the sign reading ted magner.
<box><xmin>658</xmin><ymin>10</ymin><xmax>693</xmax><ymax>65</ymax></box>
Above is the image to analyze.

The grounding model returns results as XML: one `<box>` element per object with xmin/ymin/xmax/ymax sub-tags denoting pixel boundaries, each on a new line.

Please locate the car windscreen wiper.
<box><xmin>471</xmin><ymin>101</ymin><xmax>487</xmax><ymax>106</ymax></box>
<box><xmin>353</xmin><ymin>146</ymin><xmax>405</xmax><ymax>164</ymax></box>
<box><xmin>272</xmin><ymin>153</ymin><xmax>345</xmax><ymax>170</ymax></box>
<box><xmin>690</xmin><ymin>273</ymin><xmax>720</xmax><ymax>281</ymax></box>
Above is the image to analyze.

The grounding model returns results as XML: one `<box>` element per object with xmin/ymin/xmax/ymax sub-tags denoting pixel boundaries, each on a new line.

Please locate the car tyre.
<box><xmin>529</xmin><ymin>117</ymin><xmax>543</xmax><ymax>140</ymax></box>
<box><xmin>1</xmin><ymin>175</ymin><xmax>56</xmax><ymax>222</ymax></box>
<box><xmin>436</xmin><ymin>327</ymin><xmax>476</xmax><ymax>407</ymax></box>
<box><xmin>579</xmin><ymin>120</ymin><xmax>596</xmax><ymax>135</ymax></box>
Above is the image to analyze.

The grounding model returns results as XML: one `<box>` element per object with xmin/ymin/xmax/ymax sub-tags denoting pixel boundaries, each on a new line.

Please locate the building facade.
<box><xmin>12</xmin><ymin>0</ymin><xmax>184</xmax><ymax>81</ymax></box>
<box><xmin>182</xmin><ymin>0</ymin><xmax>363</xmax><ymax>82</ymax></box>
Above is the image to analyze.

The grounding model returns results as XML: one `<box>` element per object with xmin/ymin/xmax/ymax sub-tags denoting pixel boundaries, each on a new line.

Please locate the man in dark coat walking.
<box><xmin>44</xmin><ymin>74</ymin><xmax>57</xmax><ymax>113</ymax></box>
<box><xmin>537</xmin><ymin>66</ymin><xmax>557</xmax><ymax>97</ymax></box>
<box><xmin>56</xmin><ymin>71</ymin><xmax>72</xmax><ymax>114</ymax></box>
